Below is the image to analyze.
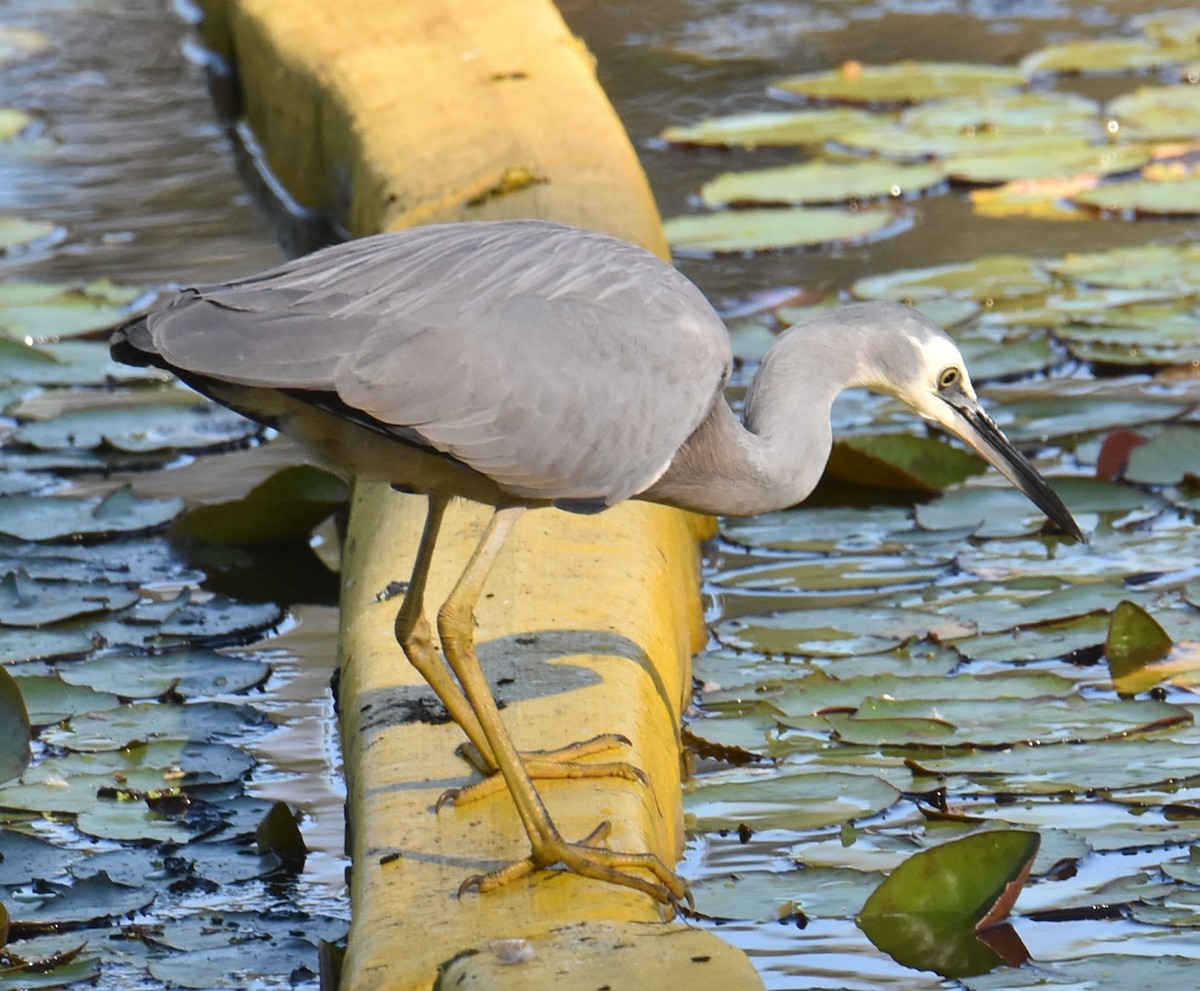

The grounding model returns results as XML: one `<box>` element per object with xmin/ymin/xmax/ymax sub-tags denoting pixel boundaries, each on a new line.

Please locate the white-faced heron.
<box><xmin>112</xmin><ymin>219</ymin><xmax>1082</xmax><ymax>907</ymax></box>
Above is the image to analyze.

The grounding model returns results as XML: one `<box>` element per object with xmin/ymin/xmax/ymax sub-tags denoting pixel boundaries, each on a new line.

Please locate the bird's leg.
<box><xmin>394</xmin><ymin>494</ymin><xmax>498</xmax><ymax>767</ymax></box>
<box><xmin>394</xmin><ymin>500</ymin><xmax>646</xmax><ymax>798</ymax></box>
<box><xmin>436</xmin><ymin>506</ymin><xmax>688</xmax><ymax>908</ymax></box>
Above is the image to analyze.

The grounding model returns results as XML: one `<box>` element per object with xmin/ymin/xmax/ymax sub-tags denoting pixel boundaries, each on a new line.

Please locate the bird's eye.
<box><xmin>938</xmin><ymin>366</ymin><xmax>961</xmax><ymax>390</ymax></box>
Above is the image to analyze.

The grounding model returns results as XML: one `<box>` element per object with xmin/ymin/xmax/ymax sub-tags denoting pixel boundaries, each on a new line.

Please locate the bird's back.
<box><xmin>113</xmin><ymin>221</ymin><xmax>732</xmax><ymax>508</ymax></box>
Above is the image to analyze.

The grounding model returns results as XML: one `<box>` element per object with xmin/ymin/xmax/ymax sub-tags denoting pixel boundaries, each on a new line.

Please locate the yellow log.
<box><xmin>197</xmin><ymin>0</ymin><xmax>757</xmax><ymax>987</ymax></box>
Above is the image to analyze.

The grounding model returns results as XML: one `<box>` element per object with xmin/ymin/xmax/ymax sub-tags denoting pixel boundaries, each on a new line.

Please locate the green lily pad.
<box><xmin>0</xmin><ymin>217</ymin><xmax>56</xmax><ymax>253</ymax></box>
<box><xmin>57</xmin><ymin>649</ymin><xmax>270</xmax><ymax>699</ymax></box>
<box><xmin>686</xmin><ymin>768</ymin><xmax>900</xmax><ymax>832</ymax></box>
<box><xmin>1130</xmin><ymin>9</ymin><xmax>1200</xmax><ymax>46</ymax></box>
<box><xmin>837</xmin><ymin>125</ymin><xmax>1076</xmax><ymax>162</ymax></box>
<box><xmin>1022</xmin><ymin>38</ymin><xmax>1198</xmax><ymax>77</ymax></box>
<box><xmin>945</xmin><ymin>141</ymin><xmax>1151</xmax><ymax>185</ymax></box>
<box><xmin>8</xmin><ymin>674</ymin><xmax>120</xmax><ymax>725</ymax></box>
<box><xmin>0</xmin><ymin>339</ymin><xmax>167</xmax><ymax>387</ymax></box>
<box><xmin>700</xmin><ymin>160</ymin><xmax>945</xmax><ymax>207</ymax></box>
<box><xmin>858</xmin><ymin>830</ymin><xmax>1039</xmax><ymax>978</ymax></box>
<box><xmin>713</xmin><ymin>553</ymin><xmax>946</xmax><ymax>595</ymax></box>
<box><xmin>664</xmin><ymin>206</ymin><xmax>902</xmax><ymax>255</ymax></box>
<box><xmin>145</xmin><ymin>936</ymin><xmax>319</xmax><ymax>990</ymax></box>
<box><xmin>74</xmin><ymin>800</ymin><xmax>194</xmax><ymax>843</ymax></box>
<box><xmin>825</xmin><ymin>695</ymin><xmax>1188</xmax><ymax>747</ymax></box>
<box><xmin>0</xmin><ymin>287</ymin><xmax>134</xmax><ymax>342</ymax></box>
<box><xmin>1124</xmin><ymin>427</ymin><xmax>1200</xmax><ymax>484</ymax></box>
<box><xmin>0</xmin><ymin>950</ymin><xmax>101</xmax><ymax>989</ymax></box>
<box><xmin>826</xmin><ymin>432</ymin><xmax>986</xmax><ymax>493</ymax></box>
<box><xmin>691</xmin><ymin>866</ymin><xmax>874</xmax><ymax>922</ymax></box>
<box><xmin>0</xmin><ymin>486</ymin><xmax>184</xmax><ymax>541</ymax></box>
<box><xmin>0</xmin><ymin>570</ymin><xmax>140</xmax><ymax>625</ymax></box>
<box><xmin>721</xmin><ymin>505</ymin><xmax>914</xmax><ymax>553</ymax></box>
<box><xmin>659</xmin><ymin>107</ymin><xmax>884</xmax><ymax>148</ymax></box>
<box><xmin>0</xmin><ymin>828</ymin><xmax>81</xmax><ymax>885</ymax></box>
<box><xmin>1072</xmin><ymin>175</ymin><xmax>1200</xmax><ymax>215</ymax></box>
<box><xmin>1108</xmin><ymin>83</ymin><xmax>1200</xmax><ymax>141</ymax></box>
<box><xmin>772</xmin><ymin>61</ymin><xmax>1022</xmax><ymax>107</ymax></box>
<box><xmin>852</xmin><ymin>255</ymin><xmax>1050</xmax><ymax>304</ymax></box>
<box><xmin>38</xmin><ymin>700</ymin><xmax>270</xmax><ymax>752</ymax></box>
<box><xmin>960</xmin><ymin>333</ymin><xmax>1057</xmax><ymax>381</ymax></box>
<box><xmin>955</xmin><ymin>612</ymin><xmax>1111</xmax><ymax>663</ymax></box>
<box><xmin>902</xmin><ymin>90</ymin><xmax>1102</xmax><ymax>138</ymax></box>
<box><xmin>716</xmin><ymin>606</ymin><xmax>974</xmax><ymax>657</ymax></box>
<box><xmin>20</xmin><ymin>739</ymin><xmax>255</xmax><ymax>790</ymax></box>
<box><xmin>1046</xmin><ymin>242</ymin><xmax>1200</xmax><ymax>290</ymax></box>
<box><xmin>998</xmin><ymin>395</ymin><xmax>1187</xmax><ymax>443</ymax></box>
<box><xmin>17</xmin><ymin>871</ymin><xmax>156</xmax><ymax>929</ymax></box>
<box><xmin>169</xmin><ymin>465</ymin><xmax>348</xmax><ymax>545</ymax></box>
<box><xmin>1106</xmin><ymin>600</ymin><xmax>1173</xmax><ymax>691</ymax></box>
<box><xmin>0</xmin><ymin>666</ymin><xmax>30</xmax><ymax>785</ymax></box>
<box><xmin>255</xmin><ymin>801</ymin><xmax>307</xmax><ymax>870</ymax></box>
<box><xmin>13</xmin><ymin>402</ymin><xmax>258</xmax><ymax>453</ymax></box>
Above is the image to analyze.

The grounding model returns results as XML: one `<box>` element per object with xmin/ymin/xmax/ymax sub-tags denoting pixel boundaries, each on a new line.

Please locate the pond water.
<box><xmin>2</xmin><ymin>0</ymin><xmax>1200</xmax><ymax>989</ymax></box>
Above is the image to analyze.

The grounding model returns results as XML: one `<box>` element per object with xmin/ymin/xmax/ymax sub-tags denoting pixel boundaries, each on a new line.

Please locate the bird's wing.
<box><xmin>121</xmin><ymin>222</ymin><xmax>732</xmax><ymax>504</ymax></box>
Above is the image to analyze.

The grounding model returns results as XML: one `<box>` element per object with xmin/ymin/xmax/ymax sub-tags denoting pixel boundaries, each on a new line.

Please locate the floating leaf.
<box><xmin>716</xmin><ymin>606</ymin><xmax>974</xmax><ymax>657</ymax></box>
<box><xmin>145</xmin><ymin>937</ymin><xmax>319</xmax><ymax>990</ymax></box>
<box><xmin>700</xmin><ymin>160</ymin><xmax>945</xmax><ymax>207</ymax></box>
<box><xmin>0</xmin><ymin>829</ymin><xmax>81</xmax><ymax>885</ymax></box>
<box><xmin>687</xmin><ymin>769</ymin><xmax>900</xmax><ymax>832</ymax></box>
<box><xmin>16</xmin><ymin>871</ymin><xmax>156</xmax><ymax>930</ymax></box>
<box><xmin>0</xmin><ymin>108</ymin><xmax>32</xmax><ymax>140</ymax></box>
<box><xmin>970</xmin><ymin>175</ymin><xmax>1098</xmax><ymax>221</ymax></box>
<box><xmin>659</xmin><ymin>107</ymin><xmax>883</xmax><ymax>147</ymax></box>
<box><xmin>826</xmin><ymin>695</ymin><xmax>1188</xmax><ymax>747</ymax></box>
<box><xmin>13</xmin><ymin>402</ymin><xmax>258</xmax><ymax>453</ymax></box>
<box><xmin>169</xmin><ymin>465</ymin><xmax>348</xmax><ymax>545</ymax></box>
<box><xmin>853</xmin><ymin>255</ymin><xmax>1050</xmax><ymax>304</ymax></box>
<box><xmin>1124</xmin><ymin>427</ymin><xmax>1200</xmax><ymax>484</ymax></box>
<box><xmin>858</xmin><ymin>830</ymin><xmax>1039</xmax><ymax>978</ymax></box>
<box><xmin>1106</xmin><ymin>600</ymin><xmax>1200</xmax><ymax>696</ymax></box>
<box><xmin>0</xmin><ymin>570</ymin><xmax>139</xmax><ymax>625</ymax></box>
<box><xmin>1072</xmin><ymin>174</ymin><xmax>1200</xmax><ymax>215</ymax></box>
<box><xmin>1021</xmin><ymin>38</ymin><xmax>1197</xmax><ymax>76</ymax></box>
<box><xmin>0</xmin><ymin>487</ymin><xmax>183</xmax><ymax>541</ymax></box>
<box><xmin>946</xmin><ymin>141</ymin><xmax>1151</xmax><ymax>185</ymax></box>
<box><xmin>9</xmin><ymin>674</ymin><xmax>120</xmax><ymax>726</ymax></box>
<box><xmin>902</xmin><ymin>90</ymin><xmax>1102</xmax><ymax>138</ymax></box>
<box><xmin>826</xmin><ymin>432</ymin><xmax>985</xmax><ymax>493</ymax></box>
<box><xmin>1109</xmin><ymin>83</ymin><xmax>1200</xmax><ymax>141</ymax></box>
<box><xmin>1046</xmin><ymin>242</ymin><xmax>1200</xmax><ymax>290</ymax></box>
<box><xmin>0</xmin><ymin>666</ymin><xmax>30</xmax><ymax>784</ymax></box>
<box><xmin>772</xmin><ymin>61</ymin><xmax>1022</xmax><ymax>107</ymax></box>
<box><xmin>57</xmin><ymin>649</ymin><xmax>270</xmax><ymax>699</ymax></box>
<box><xmin>0</xmin><ymin>217</ymin><xmax>56</xmax><ymax>254</ymax></box>
<box><xmin>691</xmin><ymin>866</ymin><xmax>873</xmax><ymax>922</ymax></box>
<box><xmin>664</xmin><ymin>206</ymin><xmax>903</xmax><ymax>254</ymax></box>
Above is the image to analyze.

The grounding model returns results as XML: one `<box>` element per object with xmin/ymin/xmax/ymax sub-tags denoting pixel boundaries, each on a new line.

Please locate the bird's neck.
<box><xmin>642</xmin><ymin>325</ymin><xmax>864</xmax><ymax>516</ymax></box>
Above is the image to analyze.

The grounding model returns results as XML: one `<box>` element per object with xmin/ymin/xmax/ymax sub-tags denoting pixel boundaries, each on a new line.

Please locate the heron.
<box><xmin>112</xmin><ymin>219</ymin><xmax>1082</xmax><ymax>908</ymax></box>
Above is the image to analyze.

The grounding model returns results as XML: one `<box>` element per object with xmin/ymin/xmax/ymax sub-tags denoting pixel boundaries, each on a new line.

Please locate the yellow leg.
<box><xmin>436</xmin><ymin>506</ymin><xmax>689</xmax><ymax>908</ymax></box>
<box><xmin>394</xmin><ymin>497</ymin><xmax>646</xmax><ymax>793</ymax></box>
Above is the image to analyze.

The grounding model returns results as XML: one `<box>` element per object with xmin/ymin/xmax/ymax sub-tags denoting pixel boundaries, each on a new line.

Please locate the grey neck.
<box><xmin>640</xmin><ymin>323</ymin><xmax>860</xmax><ymax>516</ymax></box>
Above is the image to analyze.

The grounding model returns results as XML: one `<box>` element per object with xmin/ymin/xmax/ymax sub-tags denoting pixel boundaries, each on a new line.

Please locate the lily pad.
<box><xmin>0</xmin><ymin>108</ymin><xmax>32</xmax><ymax>140</ymax></box>
<box><xmin>902</xmin><ymin>90</ymin><xmax>1102</xmax><ymax>138</ymax></box>
<box><xmin>38</xmin><ymin>700</ymin><xmax>271</xmax><ymax>752</ymax></box>
<box><xmin>0</xmin><ymin>828</ymin><xmax>81</xmax><ymax>885</ymax></box>
<box><xmin>852</xmin><ymin>255</ymin><xmax>1050</xmax><ymax>304</ymax></box>
<box><xmin>0</xmin><ymin>570</ymin><xmax>140</xmax><ymax>625</ymax></box>
<box><xmin>0</xmin><ymin>666</ymin><xmax>30</xmax><ymax>785</ymax></box>
<box><xmin>687</xmin><ymin>768</ymin><xmax>900</xmax><ymax>832</ymax></box>
<box><xmin>826</xmin><ymin>432</ymin><xmax>985</xmax><ymax>493</ymax></box>
<box><xmin>1021</xmin><ymin>38</ymin><xmax>1198</xmax><ymax>77</ymax></box>
<box><xmin>715</xmin><ymin>606</ymin><xmax>974</xmax><ymax>657</ymax></box>
<box><xmin>8</xmin><ymin>674</ymin><xmax>120</xmax><ymax>725</ymax></box>
<box><xmin>1108</xmin><ymin>83</ymin><xmax>1200</xmax><ymax>141</ymax></box>
<box><xmin>700</xmin><ymin>160</ymin><xmax>945</xmax><ymax>207</ymax></box>
<box><xmin>1046</xmin><ymin>243</ymin><xmax>1200</xmax><ymax>290</ymax></box>
<box><xmin>0</xmin><ymin>486</ymin><xmax>184</xmax><ymax>541</ymax></box>
<box><xmin>945</xmin><ymin>141</ymin><xmax>1151</xmax><ymax>185</ymax></box>
<box><xmin>691</xmin><ymin>866</ymin><xmax>874</xmax><ymax>922</ymax></box>
<box><xmin>1124</xmin><ymin>427</ymin><xmax>1200</xmax><ymax>484</ymax></box>
<box><xmin>145</xmin><ymin>936</ymin><xmax>319</xmax><ymax>990</ymax></box>
<box><xmin>721</xmin><ymin>505</ymin><xmax>913</xmax><ymax>553</ymax></box>
<box><xmin>772</xmin><ymin>61</ymin><xmax>1022</xmax><ymax>107</ymax></box>
<box><xmin>17</xmin><ymin>871</ymin><xmax>156</xmax><ymax>930</ymax></box>
<box><xmin>13</xmin><ymin>402</ymin><xmax>259</xmax><ymax>453</ymax></box>
<box><xmin>1106</xmin><ymin>600</ymin><xmax>1200</xmax><ymax>696</ymax></box>
<box><xmin>858</xmin><ymin>830</ymin><xmax>1039</xmax><ymax>978</ymax></box>
<box><xmin>659</xmin><ymin>107</ymin><xmax>883</xmax><ymax>148</ymax></box>
<box><xmin>0</xmin><ymin>217</ymin><xmax>56</xmax><ymax>254</ymax></box>
<box><xmin>825</xmin><ymin>695</ymin><xmax>1189</xmax><ymax>748</ymax></box>
<box><xmin>665</xmin><ymin>206</ymin><xmax>903</xmax><ymax>255</ymax></box>
<box><xmin>57</xmin><ymin>649</ymin><xmax>271</xmax><ymax>699</ymax></box>
<box><xmin>1072</xmin><ymin>174</ymin><xmax>1200</xmax><ymax>216</ymax></box>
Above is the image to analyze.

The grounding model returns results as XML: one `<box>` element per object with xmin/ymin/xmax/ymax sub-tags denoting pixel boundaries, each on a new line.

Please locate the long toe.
<box><xmin>458</xmin><ymin>824</ymin><xmax>690</xmax><ymax>912</ymax></box>
<box><xmin>439</xmin><ymin>756</ymin><xmax>649</xmax><ymax>809</ymax></box>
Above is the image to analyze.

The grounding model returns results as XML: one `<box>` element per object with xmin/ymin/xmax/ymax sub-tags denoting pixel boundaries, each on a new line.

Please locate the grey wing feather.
<box><xmin>124</xmin><ymin>221</ymin><xmax>732</xmax><ymax>503</ymax></box>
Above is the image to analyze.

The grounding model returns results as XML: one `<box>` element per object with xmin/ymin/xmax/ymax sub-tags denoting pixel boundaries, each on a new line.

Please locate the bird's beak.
<box><xmin>932</xmin><ymin>385</ymin><xmax>1085</xmax><ymax>542</ymax></box>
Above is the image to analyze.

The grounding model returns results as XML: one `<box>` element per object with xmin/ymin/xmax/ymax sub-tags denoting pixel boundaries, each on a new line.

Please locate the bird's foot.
<box><xmin>437</xmin><ymin>734</ymin><xmax>648</xmax><ymax>809</ymax></box>
<box><xmin>458</xmin><ymin>820</ymin><xmax>691</xmax><ymax>914</ymax></box>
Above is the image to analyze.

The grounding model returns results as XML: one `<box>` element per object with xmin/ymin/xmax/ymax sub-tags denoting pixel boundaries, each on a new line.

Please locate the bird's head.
<box><xmin>853</xmin><ymin>303</ymin><xmax>1084</xmax><ymax>542</ymax></box>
